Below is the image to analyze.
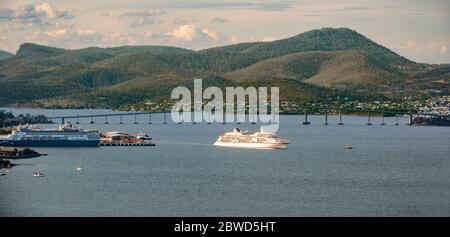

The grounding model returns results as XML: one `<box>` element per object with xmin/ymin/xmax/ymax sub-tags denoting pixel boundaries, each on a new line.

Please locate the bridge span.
<box><xmin>47</xmin><ymin>112</ymin><xmax>165</xmax><ymax>124</ymax></box>
<box><xmin>45</xmin><ymin>109</ymin><xmax>414</xmax><ymax>126</ymax></box>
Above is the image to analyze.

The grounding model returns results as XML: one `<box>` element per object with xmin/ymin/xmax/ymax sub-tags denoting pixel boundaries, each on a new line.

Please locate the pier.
<box><xmin>100</xmin><ymin>142</ymin><xmax>155</xmax><ymax>147</ymax></box>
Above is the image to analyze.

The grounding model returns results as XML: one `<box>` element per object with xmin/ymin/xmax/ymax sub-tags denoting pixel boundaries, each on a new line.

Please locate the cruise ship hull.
<box><xmin>214</xmin><ymin>141</ymin><xmax>288</xmax><ymax>149</ymax></box>
<box><xmin>0</xmin><ymin>139</ymin><xmax>100</xmax><ymax>147</ymax></box>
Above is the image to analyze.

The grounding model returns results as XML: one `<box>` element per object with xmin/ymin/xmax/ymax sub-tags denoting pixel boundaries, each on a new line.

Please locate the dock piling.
<box><xmin>338</xmin><ymin>110</ymin><xmax>344</xmax><ymax>125</ymax></box>
<box><xmin>207</xmin><ymin>113</ymin><xmax>212</xmax><ymax>124</ymax></box>
<box><xmin>302</xmin><ymin>110</ymin><xmax>310</xmax><ymax>125</ymax></box>
<box><xmin>366</xmin><ymin>111</ymin><xmax>372</xmax><ymax>125</ymax></box>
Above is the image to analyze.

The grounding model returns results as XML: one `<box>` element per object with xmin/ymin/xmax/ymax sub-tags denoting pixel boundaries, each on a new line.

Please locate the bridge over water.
<box><xmin>46</xmin><ymin>109</ymin><xmax>416</xmax><ymax>126</ymax></box>
<box><xmin>47</xmin><ymin>112</ymin><xmax>164</xmax><ymax>124</ymax></box>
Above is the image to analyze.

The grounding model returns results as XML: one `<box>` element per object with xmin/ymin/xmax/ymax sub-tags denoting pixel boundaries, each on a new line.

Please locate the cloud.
<box><xmin>261</xmin><ymin>36</ymin><xmax>278</xmax><ymax>42</ymax></box>
<box><xmin>167</xmin><ymin>24</ymin><xmax>220</xmax><ymax>42</ymax></box>
<box><xmin>102</xmin><ymin>32</ymin><xmax>139</xmax><ymax>45</ymax></box>
<box><xmin>146</xmin><ymin>0</ymin><xmax>294</xmax><ymax>12</ymax></box>
<box><xmin>405</xmin><ymin>40</ymin><xmax>420</xmax><ymax>50</ymax></box>
<box><xmin>201</xmin><ymin>28</ymin><xmax>218</xmax><ymax>39</ymax></box>
<box><xmin>172</xmin><ymin>17</ymin><xmax>195</xmax><ymax>24</ymax></box>
<box><xmin>211</xmin><ymin>17</ymin><xmax>227</xmax><ymax>24</ymax></box>
<box><xmin>44</xmin><ymin>28</ymin><xmax>68</xmax><ymax>37</ymax></box>
<box><xmin>299</xmin><ymin>13</ymin><xmax>321</xmax><ymax>17</ymax></box>
<box><xmin>229</xmin><ymin>36</ymin><xmax>240</xmax><ymax>44</ymax></box>
<box><xmin>167</xmin><ymin>24</ymin><xmax>197</xmax><ymax>41</ymax></box>
<box><xmin>337</xmin><ymin>6</ymin><xmax>402</xmax><ymax>11</ymax></box>
<box><xmin>36</xmin><ymin>26</ymin><xmax>102</xmax><ymax>43</ymax></box>
<box><xmin>120</xmin><ymin>9</ymin><xmax>166</xmax><ymax>18</ymax></box>
<box><xmin>120</xmin><ymin>9</ymin><xmax>166</xmax><ymax>27</ymax></box>
<box><xmin>396</xmin><ymin>39</ymin><xmax>450</xmax><ymax>59</ymax></box>
<box><xmin>0</xmin><ymin>2</ymin><xmax>73</xmax><ymax>29</ymax></box>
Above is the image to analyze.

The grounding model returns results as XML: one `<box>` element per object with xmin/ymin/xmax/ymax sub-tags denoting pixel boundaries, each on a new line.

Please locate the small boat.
<box><xmin>75</xmin><ymin>159</ymin><xmax>82</xmax><ymax>171</ymax></box>
<box><xmin>136</xmin><ymin>132</ymin><xmax>152</xmax><ymax>141</ymax></box>
<box><xmin>344</xmin><ymin>144</ymin><xmax>353</xmax><ymax>149</ymax></box>
<box><xmin>33</xmin><ymin>163</ymin><xmax>44</xmax><ymax>177</ymax></box>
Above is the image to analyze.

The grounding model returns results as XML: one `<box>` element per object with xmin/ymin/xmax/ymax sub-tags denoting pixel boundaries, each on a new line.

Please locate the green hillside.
<box><xmin>0</xmin><ymin>27</ymin><xmax>446</xmax><ymax>109</ymax></box>
<box><xmin>0</xmin><ymin>50</ymin><xmax>14</xmax><ymax>60</ymax></box>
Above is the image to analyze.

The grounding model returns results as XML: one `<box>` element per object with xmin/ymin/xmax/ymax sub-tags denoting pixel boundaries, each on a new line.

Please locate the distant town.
<box><xmin>117</xmin><ymin>96</ymin><xmax>450</xmax><ymax>116</ymax></box>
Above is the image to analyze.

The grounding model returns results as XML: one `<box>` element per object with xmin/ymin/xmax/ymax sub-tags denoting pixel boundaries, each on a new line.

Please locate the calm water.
<box><xmin>1</xmin><ymin>108</ymin><xmax>449</xmax><ymax>216</ymax></box>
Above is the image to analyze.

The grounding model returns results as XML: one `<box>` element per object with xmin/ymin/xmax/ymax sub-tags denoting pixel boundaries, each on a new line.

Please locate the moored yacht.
<box><xmin>214</xmin><ymin>128</ymin><xmax>289</xmax><ymax>149</ymax></box>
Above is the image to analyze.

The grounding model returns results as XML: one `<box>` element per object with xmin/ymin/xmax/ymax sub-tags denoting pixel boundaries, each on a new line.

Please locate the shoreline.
<box><xmin>2</xmin><ymin>107</ymin><xmax>408</xmax><ymax>118</ymax></box>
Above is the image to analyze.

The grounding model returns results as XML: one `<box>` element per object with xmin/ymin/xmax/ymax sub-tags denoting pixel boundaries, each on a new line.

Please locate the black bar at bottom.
<box><xmin>0</xmin><ymin>217</ymin><xmax>447</xmax><ymax>235</ymax></box>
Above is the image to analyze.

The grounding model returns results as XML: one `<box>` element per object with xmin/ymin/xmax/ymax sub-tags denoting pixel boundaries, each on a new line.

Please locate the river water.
<box><xmin>0</xmin><ymin>108</ymin><xmax>449</xmax><ymax>216</ymax></box>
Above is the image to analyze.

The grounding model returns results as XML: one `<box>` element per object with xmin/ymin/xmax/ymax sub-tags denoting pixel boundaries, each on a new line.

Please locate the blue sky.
<box><xmin>0</xmin><ymin>0</ymin><xmax>449</xmax><ymax>63</ymax></box>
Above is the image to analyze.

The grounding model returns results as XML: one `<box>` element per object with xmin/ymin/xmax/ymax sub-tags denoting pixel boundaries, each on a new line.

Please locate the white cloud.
<box><xmin>167</xmin><ymin>24</ymin><xmax>220</xmax><ymax>42</ymax></box>
<box><xmin>77</xmin><ymin>29</ymin><xmax>97</xmax><ymax>36</ymax></box>
<box><xmin>120</xmin><ymin>9</ymin><xmax>166</xmax><ymax>28</ymax></box>
<box><xmin>399</xmin><ymin>40</ymin><xmax>450</xmax><ymax>55</ymax></box>
<box><xmin>45</xmin><ymin>28</ymin><xmax>68</xmax><ymax>37</ymax></box>
<box><xmin>141</xmin><ymin>30</ymin><xmax>154</xmax><ymax>38</ymax></box>
<box><xmin>394</xmin><ymin>39</ymin><xmax>450</xmax><ymax>62</ymax></box>
<box><xmin>167</xmin><ymin>24</ymin><xmax>198</xmax><ymax>41</ymax></box>
<box><xmin>172</xmin><ymin>17</ymin><xmax>196</xmax><ymax>25</ymax></box>
<box><xmin>406</xmin><ymin>40</ymin><xmax>419</xmax><ymax>50</ymax></box>
<box><xmin>261</xmin><ymin>36</ymin><xmax>278</xmax><ymax>42</ymax></box>
<box><xmin>440</xmin><ymin>45</ymin><xmax>448</xmax><ymax>54</ymax></box>
<box><xmin>211</xmin><ymin>17</ymin><xmax>228</xmax><ymax>24</ymax></box>
<box><xmin>35</xmin><ymin>3</ymin><xmax>68</xmax><ymax>19</ymax></box>
<box><xmin>229</xmin><ymin>36</ymin><xmax>240</xmax><ymax>44</ymax></box>
<box><xmin>101</xmin><ymin>32</ymin><xmax>139</xmax><ymax>46</ymax></box>
<box><xmin>201</xmin><ymin>28</ymin><xmax>218</xmax><ymax>39</ymax></box>
<box><xmin>0</xmin><ymin>2</ymin><xmax>73</xmax><ymax>29</ymax></box>
<box><xmin>36</xmin><ymin>27</ymin><xmax>102</xmax><ymax>44</ymax></box>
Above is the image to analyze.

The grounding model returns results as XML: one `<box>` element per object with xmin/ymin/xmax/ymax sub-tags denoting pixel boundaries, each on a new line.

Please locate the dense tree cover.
<box><xmin>0</xmin><ymin>27</ymin><xmax>446</xmax><ymax>108</ymax></box>
<box><xmin>0</xmin><ymin>111</ymin><xmax>50</xmax><ymax>128</ymax></box>
<box><xmin>0</xmin><ymin>50</ymin><xmax>14</xmax><ymax>60</ymax></box>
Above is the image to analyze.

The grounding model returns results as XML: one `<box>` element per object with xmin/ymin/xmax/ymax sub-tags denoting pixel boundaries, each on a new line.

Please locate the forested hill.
<box><xmin>0</xmin><ymin>27</ymin><xmax>447</xmax><ymax>108</ymax></box>
<box><xmin>0</xmin><ymin>50</ymin><xmax>14</xmax><ymax>60</ymax></box>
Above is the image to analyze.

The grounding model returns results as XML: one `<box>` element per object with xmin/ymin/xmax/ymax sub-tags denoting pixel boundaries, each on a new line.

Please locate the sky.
<box><xmin>0</xmin><ymin>0</ymin><xmax>449</xmax><ymax>63</ymax></box>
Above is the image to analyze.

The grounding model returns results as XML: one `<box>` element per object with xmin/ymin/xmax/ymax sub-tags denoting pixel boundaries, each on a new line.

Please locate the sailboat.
<box><xmin>33</xmin><ymin>163</ymin><xmax>45</xmax><ymax>177</ymax></box>
<box><xmin>75</xmin><ymin>159</ymin><xmax>82</xmax><ymax>171</ymax></box>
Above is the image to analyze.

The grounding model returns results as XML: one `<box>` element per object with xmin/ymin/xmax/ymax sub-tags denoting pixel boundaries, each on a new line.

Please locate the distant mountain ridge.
<box><xmin>0</xmin><ymin>27</ymin><xmax>447</xmax><ymax>108</ymax></box>
<box><xmin>0</xmin><ymin>49</ymin><xmax>14</xmax><ymax>60</ymax></box>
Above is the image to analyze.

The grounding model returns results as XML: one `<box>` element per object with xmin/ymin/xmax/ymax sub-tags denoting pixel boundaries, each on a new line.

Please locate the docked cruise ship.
<box><xmin>214</xmin><ymin>128</ymin><xmax>289</xmax><ymax>149</ymax></box>
<box><xmin>0</xmin><ymin>123</ymin><xmax>100</xmax><ymax>147</ymax></box>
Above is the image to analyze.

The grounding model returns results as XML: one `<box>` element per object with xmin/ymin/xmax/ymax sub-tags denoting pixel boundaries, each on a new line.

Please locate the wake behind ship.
<box><xmin>0</xmin><ymin>123</ymin><xmax>100</xmax><ymax>147</ymax></box>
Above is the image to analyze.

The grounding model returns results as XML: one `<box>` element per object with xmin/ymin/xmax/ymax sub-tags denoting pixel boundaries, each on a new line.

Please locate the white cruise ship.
<box><xmin>0</xmin><ymin>123</ymin><xmax>100</xmax><ymax>147</ymax></box>
<box><xmin>214</xmin><ymin>128</ymin><xmax>289</xmax><ymax>149</ymax></box>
